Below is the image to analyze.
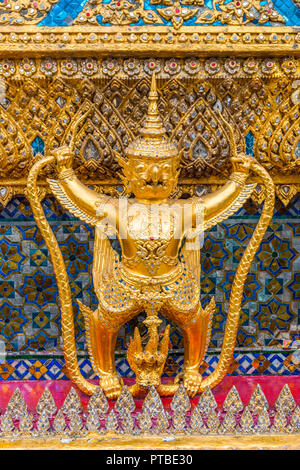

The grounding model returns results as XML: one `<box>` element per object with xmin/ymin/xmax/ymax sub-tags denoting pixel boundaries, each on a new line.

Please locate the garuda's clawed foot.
<box><xmin>182</xmin><ymin>370</ymin><xmax>202</xmax><ymax>398</ymax></box>
<box><xmin>100</xmin><ymin>373</ymin><xmax>123</xmax><ymax>399</ymax></box>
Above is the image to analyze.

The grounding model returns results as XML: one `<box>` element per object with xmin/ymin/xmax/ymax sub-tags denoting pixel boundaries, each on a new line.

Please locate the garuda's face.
<box><xmin>128</xmin><ymin>157</ymin><xmax>179</xmax><ymax>201</ymax></box>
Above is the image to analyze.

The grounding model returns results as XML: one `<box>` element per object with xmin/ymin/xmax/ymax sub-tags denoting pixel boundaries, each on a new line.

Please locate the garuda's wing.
<box><xmin>92</xmin><ymin>228</ymin><xmax>116</xmax><ymax>298</ymax></box>
<box><xmin>181</xmin><ymin>237</ymin><xmax>201</xmax><ymax>292</ymax></box>
<box><xmin>182</xmin><ymin>183</ymin><xmax>255</xmax><ymax>291</ymax></box>
<box><xmin>48</xmin><ymin>178</ymin><xmax>117</xmax><ymax>296</ymax></box>
<box><xmin>48</xmin><ymin>178</ymin><xmax>99</xmax><ymax>226</ymax></box>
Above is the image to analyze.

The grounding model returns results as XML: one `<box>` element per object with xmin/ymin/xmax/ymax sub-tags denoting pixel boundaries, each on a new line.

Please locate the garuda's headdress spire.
<box><xmin>139</xmin><ymin>72</ymin><xmax>166</xmax><ymax>138</ymax></box>
<box><xmin>125</xmin><ymin>73</ymin><xmax>178</xmax><ymax>159</ymax></box>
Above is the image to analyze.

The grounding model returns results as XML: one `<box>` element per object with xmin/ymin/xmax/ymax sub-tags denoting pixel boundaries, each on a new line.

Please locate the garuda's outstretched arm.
<box><xmin>48</xmin><ymin>146</ymin><xmax>115</xmax><ymax>226</ymax></box>
<box><xmin>200</xmin><ymin>155</ymin><xmax>254</xmax><ymax>229</ymax></box>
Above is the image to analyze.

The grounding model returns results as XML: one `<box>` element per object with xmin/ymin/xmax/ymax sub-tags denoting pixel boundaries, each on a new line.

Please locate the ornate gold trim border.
<box><xmin>0</xmin><ymin>55</ymin><xmax>299</xmax><ymax>79</ymax></box>
<box><xmin>0</xmin><ymin>26</ymin><xmax>299</xmax><ymax>57</ymax></box>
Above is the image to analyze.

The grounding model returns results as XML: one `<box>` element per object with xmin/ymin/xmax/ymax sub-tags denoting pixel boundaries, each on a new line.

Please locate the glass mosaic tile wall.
<box><xmin>0</xmin><ymin>195</ymin><xmax>298</xmax><ymax>380</ymax></box>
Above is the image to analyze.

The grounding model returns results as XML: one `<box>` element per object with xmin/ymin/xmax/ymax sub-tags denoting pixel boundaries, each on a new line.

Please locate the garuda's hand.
<box><xmin>231</xmin><ymin>153</ymin><xmax>253</xmax><ymax>175</ymax></box>
<box><xmin>51</xmin><ymin>145</ymin><xmax>74</xmax><ymax>173</ymax></box>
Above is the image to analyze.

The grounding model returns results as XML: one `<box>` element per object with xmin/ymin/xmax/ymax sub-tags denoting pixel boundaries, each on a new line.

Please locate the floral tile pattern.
<box><xmin>0</xmin><ymin>351</ymin><xmax>298</xmax><ymax>380</ymax></box>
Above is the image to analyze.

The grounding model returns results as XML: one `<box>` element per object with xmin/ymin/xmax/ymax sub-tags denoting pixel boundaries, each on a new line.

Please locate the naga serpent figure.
<box><xmin>27</xmin><ymin>74</ymin><xmax>275</xmax><ymax>399</ymax></box>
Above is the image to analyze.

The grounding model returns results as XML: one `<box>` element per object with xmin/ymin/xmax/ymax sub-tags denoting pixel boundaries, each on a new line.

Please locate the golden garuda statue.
<box><xmin>27</xmin><ymin>74</ymin><xmax>275</xmax><ymax>399</ymax></box>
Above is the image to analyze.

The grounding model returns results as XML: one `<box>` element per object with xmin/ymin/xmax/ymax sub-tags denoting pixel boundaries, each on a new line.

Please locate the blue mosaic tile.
<box><xmin>256</xmin><ymin>234</ymin><xmax>297</xmax><ymax>276</ymax></box>
<box><xmin>31</xmin><ymin>136</ymin><xmax>45</xmax><ymax>157</ymax></box>
<box><xmin>0</xmin><ymin>302</ymin><xmax>27</xmax><ymax>341</ymax></box>
<box><xmin>79</xmin><ymin>358</ymin><xmax>94</xmax><ymax>378</ymax></box>
<box><xmin>0</xmin><ymin>198</ymin><xmax>32</xmax><ymax>221</ymax></box>
<box><xmin>39</xmin><ymin>0</ymin><xmax>90</xmax><ymax>26</ymax></box>
<box><xmin>0</xmin><ymin>281</ymin><xmax>15</xmax><ymax>299</ymax></box>
<box><xmin>219</xmin><ymin>272</ymin><xmax>261</xmax><ymax>302</ymax></box>
<box><xmin>235</xmin><ymin>354</ymin><xmax>255</xmax><ymax>374</ymax></box>
<box><xmin>116</xmin><ymin>358</ymin><xmax>134</xmax><ymax>377</ymax></box>
<box><xmin>236</xmin><ymin>329</ymin><xmax>256</xmax><ymax>348</ymax></box>
<box><xmin>245</xmin><ymin>130</ymin><xmax>255</xmax><ymax>156</ymax></box>
<box><xmin>267</xmin><ymin>353</ymin><xmax>287</xmax><ymax>374</ymax></box>
<box><xmin>201</xmin><ymin>235</ymin><xmax>229</xmax><ymax>274</ymax></box>
<box><xmin>274</xmin><ymin>0</ymin><xmax>300</xmax><ymax>25</ymax></box>
<box><xmin>287</xmin><ymin>273</ymin><xmax>300</xmax><ymax>300</ymax></box>
<box><xmin>17</xmin><ymin>271</ymin><xmax>58</xmax><ymax>308</ymax></box>
<box><xmin>45</xmin><ymin>359</ymin><xmax>66</xmax><ymax>379</ymax></box>
<box><xmin>60</xmin><ymin>236</ymin><xmax>93</xmax><ymax>277</ymax></box>
<box><xmin>253</xmin><ymin>298</ymin><xmax>295</xmax><ymax>336</ymax></box>
<box><xmin>0</xmin><ymin>239</ymin><xmax>26</xmax><ymax>276</ymax></box>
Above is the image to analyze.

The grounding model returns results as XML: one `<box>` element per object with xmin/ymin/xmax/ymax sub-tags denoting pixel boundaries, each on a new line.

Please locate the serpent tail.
<box><xmin>200</xmin><ymin>159</ymin><xmax>275</xmax><ymax>391</ymax></box>
<box><xmin>27</xmin><ymin>155</ymin><xmax>97</xmax><ymax>395</ymax></box>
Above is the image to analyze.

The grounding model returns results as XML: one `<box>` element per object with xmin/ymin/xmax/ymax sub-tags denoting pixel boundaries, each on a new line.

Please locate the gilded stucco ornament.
<box><xmin>27</xmin><ymin>74</ymin><xmax>275</xmax><ymax>398</ymax></box>
<box><xmin>0</xmin><ymin>60</ymin><xmax>298</xmax><ymax>207</ymax></box>
<box><xmin>0</xmin><ymin>0</ymin><xmax>59</xmax><ymax>25</ymax></box>
<box><xmin>74</xmin><ymin>0</ymin><xmax>164</xmax><ymax>26</ymax></box>
<box><xmin>55</xmin><ymin>0</ymin><xmax>287</xmax><ymax>28</ymax></box>
<box><xmin>196</xmin><ymin>0</ymin><xmax>286</xmax><ymax>25</ymax></box>
<box><xmin>0</xmin><ymin>27</ymin><xmax>298</xmax><ymax>55</ymax></box>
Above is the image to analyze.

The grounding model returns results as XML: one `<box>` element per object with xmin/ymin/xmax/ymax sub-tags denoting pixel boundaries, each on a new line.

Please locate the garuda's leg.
<box><xmin>162</xmin><ymin>297</ymin><xmax>215</xmax><ymax>397</ymax></box>
<box><xmin>78</xmin><ymin>301</ymin><xmax>140</xmax><ymax>399</ymax></box>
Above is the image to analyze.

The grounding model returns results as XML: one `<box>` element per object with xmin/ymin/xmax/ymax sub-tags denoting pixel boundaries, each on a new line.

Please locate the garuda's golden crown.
<box><xmin>125</xmin><ymin>73</ymin><xmax>178</xmax><ymax>160</ymax></box>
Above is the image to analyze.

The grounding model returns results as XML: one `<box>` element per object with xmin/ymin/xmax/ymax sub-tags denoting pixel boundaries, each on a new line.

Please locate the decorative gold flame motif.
<box><xmin>0</xmin><ymin>383</ymin><xmax>298</xmax><ymax>441</ymax></box>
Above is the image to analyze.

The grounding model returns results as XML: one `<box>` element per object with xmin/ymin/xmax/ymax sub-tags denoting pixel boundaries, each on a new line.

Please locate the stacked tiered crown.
<box><xmin>125</xmin><ymin>73</ymin><xmax>178</xmax><ymax>160</ymax></box>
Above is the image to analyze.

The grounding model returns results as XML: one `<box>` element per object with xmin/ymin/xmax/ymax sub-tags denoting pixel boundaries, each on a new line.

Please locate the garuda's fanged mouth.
<box><xmin>141</xmin><ymin>179</ymin><xmax>169</xmax><ymax>190</ymax></box>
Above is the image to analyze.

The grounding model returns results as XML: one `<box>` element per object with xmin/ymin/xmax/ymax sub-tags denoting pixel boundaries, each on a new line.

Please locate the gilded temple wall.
<box><xmin>0</xmin><ymin>0</ymin><xmax>299</xmax><ymax>381</ymax></box>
